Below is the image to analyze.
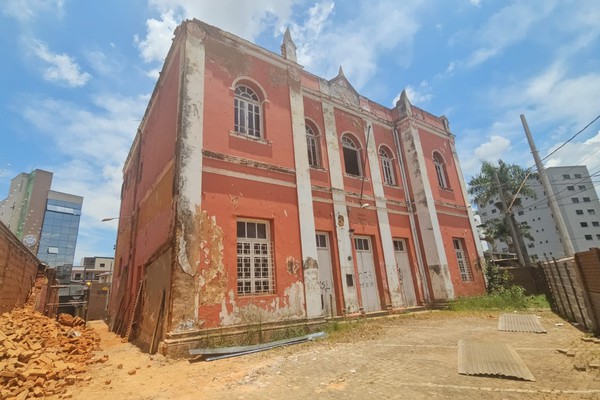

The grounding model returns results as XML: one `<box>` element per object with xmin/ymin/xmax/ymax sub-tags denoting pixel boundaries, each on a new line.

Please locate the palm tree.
<box><xmin>469</xmin><ymin>160</ymin><xmax>536</xmax><ymax>265</ymax></box>
<box><xmin>480</xmin><ymin>217</ymin><xmax>534</xmax><ymax>254</ymax></box>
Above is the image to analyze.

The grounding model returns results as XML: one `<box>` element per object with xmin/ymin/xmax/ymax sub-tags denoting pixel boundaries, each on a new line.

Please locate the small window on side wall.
<box><xmin>433</xmin><ymin>151</ymin><xmax>449</xmax><ymax>189</ymax></box>
<box><xmin>305</xmin><ymin>123</ymin><xmax>321</xmax><ymax>168</ymax></box>
<box><xmin>234</xmin><ymin>85</ymin><xmax>262</xmax><ymax>138</ymax></box>
<box><xmin>453</xmin><ymin>238</ymin><xmax>472</xmax><ymax>281</ymax></box>
<box><xmin>379</xmin><ymin>146</ymin><xmax>396</xmax><ymax>186</ymax></box>
<box><xmin>342</xmin><ymin>134</ymin><xmax>362</xmax><ymax>177</ymax></box>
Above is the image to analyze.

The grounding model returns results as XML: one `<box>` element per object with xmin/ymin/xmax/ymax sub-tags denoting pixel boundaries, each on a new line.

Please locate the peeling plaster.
<box><xmin>303</xmin><ymin>257</ymin><xmax>318</xmax><ymax>270</ymax></box>
<box><xmin>172</xmin><ymin>207</ymin><xmax>227</xmax><ymax>334</ymax></box>
<box><xmin>219</xmin><ymin>282</ymin><xmax>306</xmax><ymax>326</ymax></box>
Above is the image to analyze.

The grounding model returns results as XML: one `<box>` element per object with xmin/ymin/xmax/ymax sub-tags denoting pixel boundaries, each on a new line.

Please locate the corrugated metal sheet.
<box><xmin>498</xmin><ymin>313</ymin><xmax>547</xmax><ymax>333</ymax></box>
<box><xmin>458</xmin><ymin>340</ymin><xmax>536</xmax><ymax>381</ymax></box>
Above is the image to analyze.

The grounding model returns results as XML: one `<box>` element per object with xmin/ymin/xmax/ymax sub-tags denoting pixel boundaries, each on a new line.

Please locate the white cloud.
<box><xmin>3</xmin><ymin>0</ymin><xmax>65</xmax><ymax>22</ymax></box>
<box><xmin>392</xmin><ymin>80</ymin><xmax>434</xmax><ymax>106</ymax></box>
<box><xmin>291</xmin><ymin>0</ymin><xmax>423</xmax><ymax>89</ymax></box>
<box><xmin>463</xmin><ymin>1</ymin><xmax>557</xmax><ymax>68</ymax></box>
<box><xmin>474</xmin><ymin>135</ymin><xmax>511</xmax><ymax>161</ymax></box>
<box><xmin>405</xmin><ymin>81</ymin><xmax>434</xmax><ymax>105</ymax></box>
<box><xmin>149</xmin><ymin>0</ymin><xmax>296</xmax><ymax>39</ymax></box>
<box><xmin>84</xmin><ymin>49</ymin><xmax>122</xmax><ymax>77</ymax></box>
<box><xmin>135</xmin><ymin>0</ymin><xmax>298</xmax><ymax>66</ymax></box>
<box><xmin>469</xmin><ymin>0</ymin><xmax>481</xmax><ymax>6</ymax></box>
<box><xmin>29</xmin><ymin>39</ymin><xmax>91</xmax><ymax>87</ymax></box>
<box><xmin>19</xmin><ymin>93</ymin><xmax>147</xmax><ymax>261</ymax></box>
<box><xmin>134</xmin><ymin>9</ymin><xmax>180</xmax><ymax>64</ymax></box>
<box><xmin>545</xmin><ymin>130</ymin><xmax>600</xmax><ymax>194</ymax></box>
<box><xmin>489</xmin><ymin>62</ymin><xmax>600</xmax><ymax>135</ymax></box>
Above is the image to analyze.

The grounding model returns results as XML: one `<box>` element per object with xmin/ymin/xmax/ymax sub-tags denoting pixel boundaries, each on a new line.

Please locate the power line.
<box><xmin>477</xmin><ymin>113</ymin><xmax>600</xmax><ymax>193</ymax></box>
<box><xmin>515</xmin><ymin>169</ymin><xmax>600</xmax><ymax>210</ymax></box>
<box><xmin>536</xmin><ymin>113</ymin><xmax>600</xmax><ymax>165</ymax></box>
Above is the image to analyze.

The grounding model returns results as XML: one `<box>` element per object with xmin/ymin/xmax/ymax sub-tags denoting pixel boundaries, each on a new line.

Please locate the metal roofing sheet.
<box><xmin>458</xmin><ymin>340</ymin><xmax>536</xmax><ymax>381</ymax></box>
<box><xmin>498</xmin><ymin>313</ymin><xmax>547</xmax><ymax>333</ymax></box>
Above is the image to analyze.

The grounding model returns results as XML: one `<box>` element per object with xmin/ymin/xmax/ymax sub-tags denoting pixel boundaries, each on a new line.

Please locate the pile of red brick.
<box><xmin>0</xmin><ymin>286</ymin><xmax>103</xmax><ymax>398</ymax></box>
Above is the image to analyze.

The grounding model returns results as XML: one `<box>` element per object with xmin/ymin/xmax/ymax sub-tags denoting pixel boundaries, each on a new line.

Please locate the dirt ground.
<box><xmin>63</xmin><ymin>311</ymin><xmax>600</xmax><ymax>400</ymax></box>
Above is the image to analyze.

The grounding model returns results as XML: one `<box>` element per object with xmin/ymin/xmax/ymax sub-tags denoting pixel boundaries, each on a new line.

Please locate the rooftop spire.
<box><xmin>281</xmin><ymin>27</ymin><xmax>297</xmax><ymax>62</ymax></box>
<box><xmin>396</xmin><ymin>89</ymin><xmax>412</xmax><ymax>118</ymax></box>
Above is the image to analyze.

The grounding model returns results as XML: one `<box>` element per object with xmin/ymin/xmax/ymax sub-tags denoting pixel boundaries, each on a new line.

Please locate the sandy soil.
<box><xmin>62</xmin><ymin>311</ymin><xmax>600</xmax><ymax>400</ymax></box>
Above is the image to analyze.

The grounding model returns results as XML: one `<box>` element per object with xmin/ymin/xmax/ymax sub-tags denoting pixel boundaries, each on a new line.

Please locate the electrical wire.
<box><xmin>478</xmin><ymin>113</ymin><xmax>600</xmax><ymax>192</ymax></box>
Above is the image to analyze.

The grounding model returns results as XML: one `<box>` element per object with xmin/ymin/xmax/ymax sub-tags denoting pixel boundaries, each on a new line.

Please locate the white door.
<box><xmin>316</xmin><ymin>233</ymin><xmax>336</xmax><ymax>317</ymax></box>
<box><xmin>354</xmin><ymin>236</ymin><xmax>381</xmax><ymax>312</ymax></box>
<box><xmin>393</xmin><ymin>238</ymin><xmax>417</xmax><ymax>307</ymax></box>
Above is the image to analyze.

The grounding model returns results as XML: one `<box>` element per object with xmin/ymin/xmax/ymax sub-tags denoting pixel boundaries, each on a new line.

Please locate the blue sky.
<box><xmin>1</xmin><ymin>0</ymin><xmax>599</xmax><ymax>262</ymax></box>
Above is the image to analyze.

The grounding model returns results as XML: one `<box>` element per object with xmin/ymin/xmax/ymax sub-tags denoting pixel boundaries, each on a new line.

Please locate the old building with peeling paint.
<box><xmin>108</xmin><ymin>19</ymin><xmax>486</xmax><ymax>356</ymax></box>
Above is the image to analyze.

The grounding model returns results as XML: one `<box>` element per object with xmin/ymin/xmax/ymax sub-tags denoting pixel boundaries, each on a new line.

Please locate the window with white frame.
<box><xmin>236</xmin><ymin>220</ymin><xmax>274</xmax><ymax>295</ymax></box>
<box><xmin>379</xmin><ymin>146</ymin><xmax>396</xmax><ymax>186</ymax></box>
<box><xmin>433</xmin><ymin>151</ymin><xmax>449</xmax><ymax>189</ymax></box>
<box><xmin>305</xmin><ymin>123</ymin><xmax>321</xmax><ymax>168</ymax></box>
<box><xmin>342</xmin><ymin>134</ymin><xmax>362</xmax><ymax>177</ymax></box>
<box><xmin>452</xmin><ymin>238</ymin><xmax>473</xmax><ymax>281</ymax></box>
<box><xmin>234</xmin><ymin>85</ymin><xmax>262</xmax><ymax>138</ymax></box>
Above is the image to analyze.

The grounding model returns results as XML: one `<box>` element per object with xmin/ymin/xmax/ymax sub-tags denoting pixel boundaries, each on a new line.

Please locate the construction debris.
<box><xmin>0</xmin><ymin>277</ymin><xmax>102</xmax><ymax>399</ymax></box>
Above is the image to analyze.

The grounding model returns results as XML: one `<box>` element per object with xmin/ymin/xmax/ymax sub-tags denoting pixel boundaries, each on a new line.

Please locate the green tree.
<box><xmin>469</xmin><ymin>160</ymin><xmax>536</xmax><ymax>265</ymax></box>
<box><xmin>480</xmin><ymin>218</ymin><xmax>534</xmax><ymax>253</ymax></box>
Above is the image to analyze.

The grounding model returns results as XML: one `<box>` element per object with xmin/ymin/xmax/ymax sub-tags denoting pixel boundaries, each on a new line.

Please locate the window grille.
<box><xmin>236</xmin><ymin>220</ymin><xmax>274</xmax><ymax>295</ymax></box>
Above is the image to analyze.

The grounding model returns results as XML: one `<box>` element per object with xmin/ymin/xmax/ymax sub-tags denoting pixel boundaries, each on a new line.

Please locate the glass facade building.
<box><xmin>37</xmin><ymin>195</ymin><xmax>83</xmax><ymax>268</ymax></box>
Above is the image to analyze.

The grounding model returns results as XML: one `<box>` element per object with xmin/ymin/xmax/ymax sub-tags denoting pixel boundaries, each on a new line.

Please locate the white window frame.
<box><xmin>453</xmin><ymin>238</ymin><xmax>473</xmax><ymax>282</ymax></box>
<box><xmin>234</xmin><ymin>85</ymin><xmax>262</xmax><ymax>138</ymax></box>
<box><xmin>236</xmin><ymin>219</ymin><xmax>274</xmax><ymax>295</ymax></box>
<box><xmin>305</xmin><ymin>124</ymin><xmax>321</xmax><ymax>168</ymax></box>
<box><xmin>433</xmin><ymin>152</ymin><xmax>449</xmax><ymax>189</ymax></box>
<box><xmin>379</xmin><ymin>146</ymin><xmax>396</xmax><ymax>186</ymax></box>
<box><xmin>342</xmin><ymin>134</ymin><xmax>362</xmax><ymax>177</ymax></box>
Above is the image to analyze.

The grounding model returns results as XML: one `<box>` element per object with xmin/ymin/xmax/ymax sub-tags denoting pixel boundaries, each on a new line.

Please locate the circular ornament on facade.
<box><xmin>23</xmin><ymin>234</ymin><xmax>37</xmax><ymax>247</ymax></box>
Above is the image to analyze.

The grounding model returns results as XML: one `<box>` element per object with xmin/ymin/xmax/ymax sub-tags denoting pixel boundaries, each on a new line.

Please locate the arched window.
<box><xmin>379</xmin><ymin>146</ymin><xmax>396</xmax><ymax>186</ymax></box>
<box><xmin>305</xmin><ymin>123</ymin><xmax>321</xmax><ymax>168</ymax></box>
<box><xmin>342</xmin><ymin>134</ymin><xmax>362</xmax><ymax>177</ymax></box>
<box><xmin>433</xmin><ymin>151</ymin><xmax>449</xmax><ymax>188</ymax></box>
<box><xmin>234</xmin><ymin>85</ymin><xmax>262</xmax><ymax>138</ymax></box>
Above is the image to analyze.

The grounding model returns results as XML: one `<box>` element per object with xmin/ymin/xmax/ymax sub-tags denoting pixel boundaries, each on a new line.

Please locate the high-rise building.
<box><xmin>477</xmin><ymin>165</ymin><xmax>600</xmax><ymax>261</ymax></box>
<box><xmin>0</xmin><ymin>169</ymin><xmax>83</xmax><ymax>268</ymax></box>
<box><xmin>0</xmin><ymin>169</ymin><xmax>52</xmax><ymax>255</ymax></box>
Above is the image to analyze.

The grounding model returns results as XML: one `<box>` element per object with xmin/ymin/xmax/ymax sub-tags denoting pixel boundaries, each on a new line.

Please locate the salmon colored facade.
<box><xmin>108</xmin><ymin>20</ymin><xmax>485</xmax><ymax>356</ymax></box>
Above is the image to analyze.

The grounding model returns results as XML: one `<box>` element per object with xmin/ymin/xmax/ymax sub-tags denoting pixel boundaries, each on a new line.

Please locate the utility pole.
<box><xmin>493</xmin><ymin>169</ymin><xmax>527</xmax><ymax>266</ymax></box>
<box><xmin>520</xmin><ymin>114</ymin><xmax>575</xmax><ymax>258</ymax></box>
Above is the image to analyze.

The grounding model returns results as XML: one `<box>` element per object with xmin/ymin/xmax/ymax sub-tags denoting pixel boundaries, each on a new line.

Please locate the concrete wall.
<box><xmin>87</xmin><ymin>281</ymin><xmax>110</xmax><ymax>321</ymax></box>
<box><xmin>0</xmin><ymin>222</ymin><xmax>41</xmax><ymax>313</ymax></box>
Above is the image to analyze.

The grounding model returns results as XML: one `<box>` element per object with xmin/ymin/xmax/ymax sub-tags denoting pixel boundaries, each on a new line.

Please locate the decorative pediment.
<box><xmin>328</xmin><ymin>66</ymin><xmax>360</xmax><ymax>106</ymax></box>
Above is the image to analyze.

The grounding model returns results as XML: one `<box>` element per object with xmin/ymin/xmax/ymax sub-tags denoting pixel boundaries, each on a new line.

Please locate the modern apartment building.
<box><xmin>0</xmin><ymin>169</ymin><xmax>83</xmax><ymax>268</ymax></box>
<box><xmin>108</xmin><ymin>19</ymin><xmax>485</xmax><ymax>355</ymax></box>
<box><xmin>478</xmin><ymin>165</ymin><xmax>600</xmax><ymax>261</ymax></box>
<box><xmin>71</xmin><ymin>256</ymin><xmax>114</xmax><ymax>282</ymax></box>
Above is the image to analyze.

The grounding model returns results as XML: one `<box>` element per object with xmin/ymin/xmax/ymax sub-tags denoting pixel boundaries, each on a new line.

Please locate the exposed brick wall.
<box><xmin>0</xmin><ymin>222</ymin><xmax>41</xmax><ymax>313</ymax></box>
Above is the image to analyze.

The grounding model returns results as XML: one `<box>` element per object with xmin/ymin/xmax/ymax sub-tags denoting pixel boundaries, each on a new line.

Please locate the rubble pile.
<box><xmin>0</xmin><ymin>282</ymin><xmax>103</xmax><ymax>399</ymax></box>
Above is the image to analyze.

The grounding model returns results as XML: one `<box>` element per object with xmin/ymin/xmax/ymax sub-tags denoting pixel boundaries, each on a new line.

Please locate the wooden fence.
<box><xmin>536</xmin><ymin>249</ymin><xmax>600</xmax><ymax>334</ymax></box>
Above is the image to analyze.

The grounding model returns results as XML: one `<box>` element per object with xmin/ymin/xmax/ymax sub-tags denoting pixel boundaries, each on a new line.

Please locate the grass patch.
<box><xmin>449</xmin><ymin>286</ymin><xmax>550</xmax><ymax>311</ymax></box>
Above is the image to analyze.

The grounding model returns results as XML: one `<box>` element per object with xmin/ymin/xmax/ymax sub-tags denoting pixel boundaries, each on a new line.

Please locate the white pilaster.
<box><xmin>363</xmin><ymin>120</ymin><xmax>404</xmax><ymax>308</ymax></box>
<box><xmin>450</xmin><ymin>139</ymin><xmax>485</xmax><ymax>258</ymax></box>
<box><xmin>288</xmin><ymin>66</ymin><xmax>321</xmax><ymax>318</ymax></box>
<box><xmin>401</xmin><ymin>123</ymin><xmax>454</xmax><ymax>300</ymax></box>
<box><xmin>322</xmin><ymin>102</ymin><xmax>359</xmax><ymax>313</ymax></box>
<box><xmin>173</xmin><ymin>23</ymin><xmax>207</xmax><ymax>330</ymax></box>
